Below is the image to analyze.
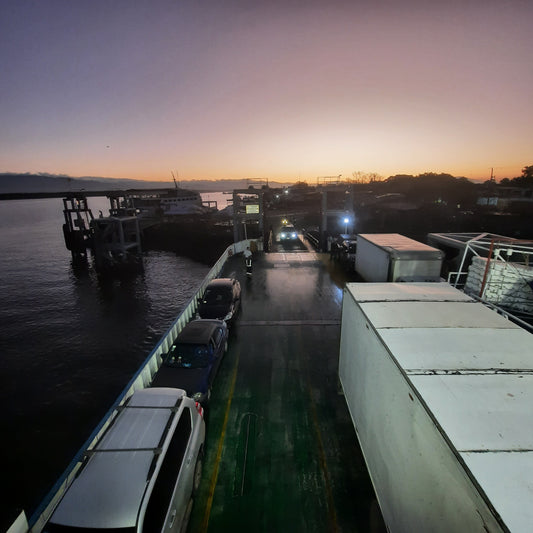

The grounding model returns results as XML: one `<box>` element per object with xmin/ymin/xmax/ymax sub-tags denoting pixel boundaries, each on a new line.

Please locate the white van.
<box><xmin>44</xmin><ymin>387</ymin><xmax>206</xmax><ymax>533</ymax></box>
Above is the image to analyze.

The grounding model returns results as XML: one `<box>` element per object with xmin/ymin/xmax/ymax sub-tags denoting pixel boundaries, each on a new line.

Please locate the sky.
<box><xmin>1</xmin><ymin>0</ymin><xmax>532</xmax><ymax>183</ymax></box>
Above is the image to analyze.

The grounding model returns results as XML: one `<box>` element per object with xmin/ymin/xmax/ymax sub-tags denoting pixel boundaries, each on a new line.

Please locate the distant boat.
<box><xmin>120</xmin><ymin>186</ymin><xmax>214</xmax><ymax>218</ymax></box>
<box><xmin>160</xmin><ymin>189</ymin><xmax>213</xmax><ymax>215</ymax></box>
<box><xmin>159</xmin><ymin>174</ymin><xmax>215</xmax><ymax>216</ymax></box>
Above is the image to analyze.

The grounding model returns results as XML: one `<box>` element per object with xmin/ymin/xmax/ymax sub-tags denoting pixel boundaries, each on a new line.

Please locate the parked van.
<box><xmin>44</xmin><ymin>387</ymin><xmax>205</xmax><ymax>533</ymax></box>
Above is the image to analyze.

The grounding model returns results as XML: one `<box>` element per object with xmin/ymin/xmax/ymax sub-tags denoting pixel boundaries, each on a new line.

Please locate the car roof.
<box><xmin>49</xmin><ymin>388</ymin><xmax>186</xmax><ymax>530</ymax></box>
<box><xmin>205</xmin><ymin>278</ymin><xmax>236</xmax><ymax>289</ymax></box>
<box><xmin>177</xmin><ymin>319</ymin><xmax>224</xmax><ymax>345</ymax></box>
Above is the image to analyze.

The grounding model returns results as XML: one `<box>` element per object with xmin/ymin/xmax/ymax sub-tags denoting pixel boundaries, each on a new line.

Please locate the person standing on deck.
<box><xmin>244</xmin><ymin>246</ymin><xmax>253</xmax><ymax>276</ymax></box>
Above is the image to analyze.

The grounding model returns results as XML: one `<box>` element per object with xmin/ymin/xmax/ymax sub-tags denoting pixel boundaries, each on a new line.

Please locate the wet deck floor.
<box><xmin>188</xmin><ymin>246</ymin><xmax>386</xmax><ymax>532</ymax></box>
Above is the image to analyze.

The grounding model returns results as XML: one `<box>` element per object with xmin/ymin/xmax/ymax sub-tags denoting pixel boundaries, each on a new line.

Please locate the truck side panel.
<box><xmin>339</xmin><ymin>288</ymin><xmax>504</xmax><ymax>532</ymax></box>
<box><xmin>355</xmin><ymin>234</ymin><xmax>444</xmax><ymax>282</ymax></box>
<box><xmin>355</xmin><ymin>236</ymin><xmax>392</xmax><ymax>282</ymax></box>
<box><xmin>390</xmin><ymin>257</ymin><xmax>443</xmax><ymax>282</ymax></box>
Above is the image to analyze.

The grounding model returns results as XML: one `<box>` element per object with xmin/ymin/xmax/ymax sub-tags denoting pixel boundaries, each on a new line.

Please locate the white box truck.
<box><xmin>339</xmin><ymin>282</ymin><xmax>533</xmax><ymax>532</ymax></box>
<box><xmin>355</xmin><ymin>233</ymin><xmax>444</xmax><ymax>282</ymax></box>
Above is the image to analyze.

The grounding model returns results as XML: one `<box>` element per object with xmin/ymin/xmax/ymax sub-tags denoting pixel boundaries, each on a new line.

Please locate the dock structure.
<box><xmin>232</xmin><ymin>188</ymin><xmax>265</xmax><ymax>242</ymax></box>
<box><xmin>61</xmin><ymin>192</ymin><xmax>146</xmax><ymax>273</ymax></box>
<box><xmin>62</xmin><ymin>195</ymin><xmax>94</xmax><ymax>259</ymax></box>
<box><xmin>90</xmin><ymin>215</ymin><xmax>142</xmax><ymax>274</ymax></box>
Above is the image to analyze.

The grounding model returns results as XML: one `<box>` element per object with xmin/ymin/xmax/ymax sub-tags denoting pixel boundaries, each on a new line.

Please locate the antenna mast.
<box><xmin>171</xmin><ymin>170</ymin><xmax>179</xmax><ymax>189</ymax></box>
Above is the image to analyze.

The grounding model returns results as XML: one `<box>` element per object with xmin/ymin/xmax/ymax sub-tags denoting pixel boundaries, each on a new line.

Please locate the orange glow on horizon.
<box><xmin>58</xmin><ymin>162</ymin><xmax>526</xmax><ymax>185</ymax></box>
<box><xmin>1</xmin><ymin>2</ymin><xmax>531</xmax><ymax>188</ymax></box>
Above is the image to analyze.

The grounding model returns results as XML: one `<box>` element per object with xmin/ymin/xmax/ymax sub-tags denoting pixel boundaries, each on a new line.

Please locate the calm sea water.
<box><xmin>0</xmin><ymin>197</ymin><xmax>217</xmax><ymax>528</ymax></box>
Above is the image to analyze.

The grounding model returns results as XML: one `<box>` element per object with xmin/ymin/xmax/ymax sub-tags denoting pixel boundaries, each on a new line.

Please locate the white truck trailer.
<box><xmin>339</xmin><ymin>282</ymin><xmax>533</xmax><ymax>532</ymax></box>
<box><xmin>355</xmin><ymin>233</ymin><xmax>444</xmax><ymax>282</ymax></box>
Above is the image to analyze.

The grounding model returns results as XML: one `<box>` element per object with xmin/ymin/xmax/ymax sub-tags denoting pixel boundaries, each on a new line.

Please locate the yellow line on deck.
<box><xmin>199</xmin><ymin>349</ymin><xmax>240</xmax><ymax>533</ymax></box>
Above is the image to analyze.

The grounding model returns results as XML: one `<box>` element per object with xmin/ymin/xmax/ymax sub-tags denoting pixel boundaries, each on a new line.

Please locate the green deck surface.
<box><xmin>188</xmin><ymin>250</ymin><xmax>385</xmax><ymax>532</ymax></box>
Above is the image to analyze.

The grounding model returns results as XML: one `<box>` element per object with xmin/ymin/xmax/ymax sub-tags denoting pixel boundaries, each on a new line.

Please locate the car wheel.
<box><xmin>193</xmin><ymin>450</ymin><xmax>203</xmax><ymax>494</ymax></box>
<box><xmin>179</xmin><ymin>498</ymin><xmax>193</xmax><ymax>533</ymax></box>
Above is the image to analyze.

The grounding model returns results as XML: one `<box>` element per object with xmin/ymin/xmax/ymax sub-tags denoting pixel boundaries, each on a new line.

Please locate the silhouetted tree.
<box><xmin>380</xmin><ymin>172</ymin><xmax>477</xmax><ymax>206</ymax></box>
<box><xmin>507</xmin><ymin>165</ymin><xmax>533</xmax><ymax>187</ymax></box>
<box><xmin>522</xmin><ymin>165</ymin><xmax>533</xmax><ymax>179</ymax></box>
<box><xmin>292</xmin><ymin>181</ymin><xmax>310</xmax><ymax>190</ymax></box>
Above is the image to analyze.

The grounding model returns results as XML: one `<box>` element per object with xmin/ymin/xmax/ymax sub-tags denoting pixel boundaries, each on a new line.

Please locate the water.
<box><xmin>0</xmin><ymin>197</ymin><xmax>212</xmax><ymax>528</ymax></box>
<box><xmin>201</xmin><ymin>190</ymin><xmax>233</xmax><ymax>211</ymax></box>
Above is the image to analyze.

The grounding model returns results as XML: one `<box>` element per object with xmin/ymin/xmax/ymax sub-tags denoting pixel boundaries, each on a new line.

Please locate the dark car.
<box><xmin>198</xmin><ymin>278</ymin><xmax>241</xmax><ymax>326</ymax></box>
<box><xmin>151</xmin><ymin>319</ymin><xmax>229</xmax><ymax>405</ymax></box>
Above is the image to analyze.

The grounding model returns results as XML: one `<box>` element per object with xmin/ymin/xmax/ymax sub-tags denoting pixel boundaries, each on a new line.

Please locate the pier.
<box><xmin>62</xmin><ymin>194</ymin><xmax>143</xmax><ymax>272</ymax></box>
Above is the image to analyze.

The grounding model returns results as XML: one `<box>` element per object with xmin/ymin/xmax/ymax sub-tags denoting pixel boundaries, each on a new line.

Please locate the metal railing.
<box><xmin>468</xmin><ymin>294</ymin><xmax>533</xmax><ymax>333</ymax></box>
<box><xmin>303</xmin><ymin>230</ymin><xmax>320</xmax><ymax>249</ymax></box>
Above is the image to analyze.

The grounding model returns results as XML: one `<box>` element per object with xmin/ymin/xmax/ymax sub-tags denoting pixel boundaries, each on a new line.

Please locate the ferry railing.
<box><xmin>469</xmin><ymin>294</ymin><xmax>533</xmax><ymax>333</ymax></box>
<box><xmin>303</xmin><ymin>229</ymin><xmax>320</xmax><ymax>250</ymax></box>
<box><xmin>450</xmin><ymin>234</ymin><xmax>533</xmax><ymax>290</ymax></box>
<box><xmin>25</xmin><ymin>239</ymin><xmax>261</xmax><ymax>533</ymax></box>
<box><xmin>447</xmin><ymin>271</ymin><xmax>533</xmax><ymax>333</ymax></box>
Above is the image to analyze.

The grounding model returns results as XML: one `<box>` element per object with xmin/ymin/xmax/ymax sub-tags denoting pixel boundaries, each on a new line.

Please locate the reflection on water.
<box><xmin>0</xmin><ymin>197</ymin><xmax>210</xmax><ymax>526</ymax></box>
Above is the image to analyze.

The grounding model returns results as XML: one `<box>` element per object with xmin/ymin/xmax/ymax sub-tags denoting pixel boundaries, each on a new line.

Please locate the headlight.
<box><xmin>224</xmin><ymin>310</ymin><xmax>233</xmax><ymax>321</ymax></box>
<box><xmin>291</xmin><ymin>232</ymin><xmax>297</xmax><ymax>238</ymax></box>
<box><xmin>281</xmin><ymin>232</ymin><xmax>286</xmax><ymax>238</ymax></box>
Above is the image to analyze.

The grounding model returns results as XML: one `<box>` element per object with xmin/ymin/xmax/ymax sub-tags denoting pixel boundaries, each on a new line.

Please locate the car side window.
<box><xmin>143</xmin><ymin>408</ymin><xmax>193</xmax><ymax>531</ymax></box>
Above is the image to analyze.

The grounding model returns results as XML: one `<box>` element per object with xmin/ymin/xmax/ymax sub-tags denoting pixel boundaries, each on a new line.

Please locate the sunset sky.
<box><xmin>1</xmin><ymin>0</ymin><xmax>532</xmax><ymax>183</ymax></box>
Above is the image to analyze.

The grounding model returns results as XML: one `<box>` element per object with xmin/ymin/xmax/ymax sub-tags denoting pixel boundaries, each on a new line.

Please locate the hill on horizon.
<box><xmin>0</xmin><ymin>173</ymin><xmax>292</xmax><ymax>194</ymax></box>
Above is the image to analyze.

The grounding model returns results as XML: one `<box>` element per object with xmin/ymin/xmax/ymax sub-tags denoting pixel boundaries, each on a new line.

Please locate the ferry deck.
<box><xmin>187</xmin><ymin>243</ymin><xmax>386</xmax><ymax>532</ymax></box>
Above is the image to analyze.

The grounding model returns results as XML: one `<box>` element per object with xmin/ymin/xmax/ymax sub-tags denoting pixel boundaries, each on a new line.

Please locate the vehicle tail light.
<box><xmin>195</xmin><ymin>402</ymin><xmax>204</xmax><ymax>418</ymax></box>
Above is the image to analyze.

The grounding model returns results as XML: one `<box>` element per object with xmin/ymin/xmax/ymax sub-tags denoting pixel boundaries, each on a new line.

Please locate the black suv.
<box><xmin>198</xmin><ymin>278</ymin><xmax>241</xmax><ymax>326</ymax></box>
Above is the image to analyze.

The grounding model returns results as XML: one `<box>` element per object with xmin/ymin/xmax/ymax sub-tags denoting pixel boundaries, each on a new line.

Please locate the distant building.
<box><xmin>477</xmin><ymin>186</ymin><xmax>533</xmax><ymax>211</ymax></box>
